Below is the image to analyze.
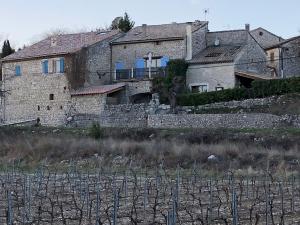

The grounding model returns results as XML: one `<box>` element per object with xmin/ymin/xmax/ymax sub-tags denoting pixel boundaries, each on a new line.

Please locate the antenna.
<box><xmin>203</xmin><ymin>8</ymin><xmax>209</xmax><ymax>21</ymax></box>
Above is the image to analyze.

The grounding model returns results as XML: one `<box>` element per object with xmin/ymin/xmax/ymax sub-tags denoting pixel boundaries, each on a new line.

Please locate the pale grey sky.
<box><xmin>1</xmin><ymin>0</ymin><xmax>300</xmax><ymax>48</ymax></box>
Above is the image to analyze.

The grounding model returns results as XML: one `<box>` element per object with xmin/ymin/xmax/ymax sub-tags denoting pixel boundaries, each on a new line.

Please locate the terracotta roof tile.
<box><xmin>112</xmin><ymin>21</ymin><xmax>207</xmax><ymax>44</ymax></box>
<box><xmin>70</xmin><ymin>83</ymin><xmax>126</xmax><ymax>96</ymax></box>
<box><xmin>2</xmin><ymin>30</ymin><xmax>120</xmax><ymax>62</ymax></box>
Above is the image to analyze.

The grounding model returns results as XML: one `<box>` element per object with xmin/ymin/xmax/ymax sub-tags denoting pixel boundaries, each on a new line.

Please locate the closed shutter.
<box><xmin>60</xmin><ymin>58</ymin><xmax>65</xmax><ymax>73</ymax></box>
<box><xmin>115</xmin><ymin>62</ymin><xmax>124</xmax><ymax>70</ymax></box>
<box><xmin>160</xmin><ymin>56</ymin><xmax>169</xmax><ymax>67</ymax></box>
<box><xmin>42</xmin><ymin>60</ymin><xmax>49</xmax><ymax>74</ymax></box>
<box><xmin>15</xmin><ymin>66</ymin><xmax>21</xmax><ymax>76</ymax></box>
<box><xmin>135</xmin><ymin>58</ymin><xmax>145</xmax><ymax>68</ymax></box>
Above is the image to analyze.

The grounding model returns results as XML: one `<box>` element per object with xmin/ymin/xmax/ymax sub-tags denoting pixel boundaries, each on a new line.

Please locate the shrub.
<box><xmin>178</xmin><ymin>77</ymin><xmax>300</xmax><ymax>106</ymax></box>
<box><xmin>88</xmin><ymin>123</ymin><xmax>103</xmax><ymax>139</ymax></box>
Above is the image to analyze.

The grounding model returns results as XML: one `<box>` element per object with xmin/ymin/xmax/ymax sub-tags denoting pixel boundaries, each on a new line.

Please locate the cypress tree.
<box><xmin>1</xmin><ymin>40</ymin><xmax>15</xmax><ymax>58</ymax></box>
<box><xmin>118</xmin><ymin>12</ymin><xmax>135</xmax><ymax>33</ymax></box>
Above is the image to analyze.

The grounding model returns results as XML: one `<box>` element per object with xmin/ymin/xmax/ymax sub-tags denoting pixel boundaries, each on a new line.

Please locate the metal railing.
<box><xmin>115</xmin><ymin>68</ymin><xmax>167</xmax><ymax>80</ymax></box>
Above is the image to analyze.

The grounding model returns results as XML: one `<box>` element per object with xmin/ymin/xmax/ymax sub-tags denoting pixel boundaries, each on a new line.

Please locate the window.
<box><xmin>123</xmin><ymin>45</ymin><xmax>127</xmax><ymax>49</ymax></box>
<box><xmin>15</xmin><ymin>65</ymin><xmax>21</xmax><ymax>76</ymax></box>
<box><xmin>47</xmin><ymin>106</ymin><xmax>51</xmax><ymax>110</ymax></box>
<box><xmin>60</xmin><ymin>106</ymin><xmax>63</xmax><ymax>110</ymax></box>
<box><xmin>216</xmin><ymin>87</ymin><xmax>224</xmax><ymax>91</ymax></box>
<box><xmin>259</xmin><ymin>31</ymin><xmax>264</xmax><ymax>36</ymax></box>
<box><xmin>146</xmin><ymin>57</ymin><xmax>162</xmax><ymax>68</ymax></box>
<box><xmin>37</xmin><ymin>106</ymin><xmax>40</xmax><ymax>111</ymax></box>
<box><xmin>191</xmin><ymin>84</ymin><xmax>208</xmax><ymax>93</ymax></box>
<box><xmin>49</xmin><ymin>94</ymin><xmax>54</xmax><ymax>100</ymax></box>
<box><xmin>53</xmin><ymin>58</ymin><xmax>64</xmax><ymax>73</ymax></box>
<box><xmin>42</xmin><ymin>60</ymin><xmax>49</xmax><ymax>74</ymax></box>
<box><xmin>155</xmin><ymin>41</ymin><xmax>161</xmax><ymax>46</ymax></box>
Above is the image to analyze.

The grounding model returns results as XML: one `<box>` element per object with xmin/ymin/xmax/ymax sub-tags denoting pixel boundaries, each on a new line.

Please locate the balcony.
<box><xmin>115</xmin><ymin>68</ymin><xmax>167</xmax><ymax>81</ymax></box>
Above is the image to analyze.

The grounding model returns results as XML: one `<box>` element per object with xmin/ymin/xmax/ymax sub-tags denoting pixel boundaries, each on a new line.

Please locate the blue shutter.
<box><xmin>135</xmin><ymin>58</ymin><xmax>145</xmax><ymax>68</ymax></box>
<box><xmin>43</xmin><ymin>60</ymin><xmax>48</xmax><ymax>74</ymax></box>
<box><xmin>15</xmin><ymin>66</ymin><xmax>21</xmax><ymax>76</ymax></box>
<box><xmin>115</xmin><ymin>62</ymin><xmax>124</xmax><ymax>70</ymax></box>
<box><xmin>161</xmin><ymin>56</ymin><xmax>169</xmax><ymax>67</ymax></box>
<box><xmin>60</xmin><ymin>58</ymin><xmax>65</xmax><ymax>73</ymax></box>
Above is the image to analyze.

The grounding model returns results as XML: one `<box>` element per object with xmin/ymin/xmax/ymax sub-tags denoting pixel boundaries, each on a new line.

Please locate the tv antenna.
<box><xmin>203</xmin><ymin>8</ymin><xmax>209</xmax><ymax>21</ymax></box>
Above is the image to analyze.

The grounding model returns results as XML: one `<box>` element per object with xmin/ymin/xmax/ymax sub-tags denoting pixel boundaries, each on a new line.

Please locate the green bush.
<box><xmin>178</xmin><ymin>77</ymin><xmax>300</xmax><ymax>106</ymax></box>
<box><xmin>88</xmin><ymin>123</ymin><xmax>103</xmax><ymax>139</ymax></box>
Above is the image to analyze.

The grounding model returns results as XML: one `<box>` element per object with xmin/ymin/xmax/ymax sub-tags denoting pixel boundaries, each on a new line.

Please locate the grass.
<box><xmin>0</xmin><ymin>126</ymin><xmax>299</xmax><ymax>175</ymax></box>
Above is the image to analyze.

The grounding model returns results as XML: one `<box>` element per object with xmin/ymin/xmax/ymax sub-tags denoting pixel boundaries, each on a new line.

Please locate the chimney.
<box><xmin>245</xmin><ymin>24</ymin><xmax>250</xmax><ymax>32</ymax></box>
<box><xmin>142</xmin><ymin>24</ymin><xmax>147</xmax><ymax>36</ymax></box>
<box><xmin>50</xmin><ymin>36</ymin><xmax>57</xmax><ymax>47</ymax></box>
<box><xmin>186</xmin><ymin>24</ymin><xmax>193</xmax><ymax>60</ymax></box>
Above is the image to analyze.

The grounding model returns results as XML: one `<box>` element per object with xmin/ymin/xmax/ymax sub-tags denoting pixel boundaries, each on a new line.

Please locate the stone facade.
<box><xmin>186</xmin><ymin>31</ymin><xmax>270</xmax><ymax>92</ymax></box>
<box><xmin>1</xmin><ymin>58</ymin><xmax>72</xmax><ymax>126</ymax></box>
<box><xmin>235</xmin><ymin>34</ymin><xmax>269</xmax><ymax>75</ymax></box>
<box><xmin>186</xmin><ymin>63</ymin><xmax>235</xmax><ymax>92</ymax></box>
<box><xmin>250</xmin><ymin>28</ymin><xmax>283</xmax><ymax>49</ymax></box>
<box><xmin>84</xmin><ymin>34</ymin><xmax>122</xmax><ymax>86</ymax></box>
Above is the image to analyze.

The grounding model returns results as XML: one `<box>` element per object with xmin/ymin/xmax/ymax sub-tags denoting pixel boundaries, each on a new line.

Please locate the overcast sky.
<box><xmin>1</xmin><ymin>0</ymin><xmax>300</xmax><ymax>48</ymax></box>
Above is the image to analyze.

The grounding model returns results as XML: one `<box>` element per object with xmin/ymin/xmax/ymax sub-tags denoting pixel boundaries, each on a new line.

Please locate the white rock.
<box><xmin>208</xmin><ymin>155</ymin><xmax>217</xmax><ymax>161</ymax></box>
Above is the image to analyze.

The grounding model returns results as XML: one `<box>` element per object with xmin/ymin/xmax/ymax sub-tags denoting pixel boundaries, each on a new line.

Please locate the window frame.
<box><xmin>15</xmin><ymin>65</ymin><xmax>21</xmax><ymax>76</ymax></box>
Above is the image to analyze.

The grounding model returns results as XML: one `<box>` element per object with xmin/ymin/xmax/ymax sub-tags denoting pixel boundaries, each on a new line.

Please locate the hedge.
<box><xmin>177</xmin><ymin>77</ymin><xmax>300</xmax><ymax>106</ymax></box>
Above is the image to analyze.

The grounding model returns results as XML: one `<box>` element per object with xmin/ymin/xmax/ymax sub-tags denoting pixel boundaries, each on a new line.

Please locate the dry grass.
<box><xmin>0</xmin><ymin>128</ymin><xmax>298</xmax><ymax>174</ymax></box>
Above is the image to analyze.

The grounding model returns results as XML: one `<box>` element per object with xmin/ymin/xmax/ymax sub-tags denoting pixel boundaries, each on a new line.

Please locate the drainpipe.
<box><xmin>185</xmin><ymin>24</ymin><xmax>193</xmax><ymax>60</ymax></box>
<box><xmin>280</xmin><ymin>47</ymin><xmax>284</xmax><ymax>78</ymax></box>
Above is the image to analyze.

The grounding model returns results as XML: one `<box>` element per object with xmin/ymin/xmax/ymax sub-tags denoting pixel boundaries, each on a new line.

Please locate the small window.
<box><xmin>259</xmin><ymin>31</ymin><xmax>264</xmax><ymax>36</ymax></box>
<box><xmin>49</xmin><ymin>94</ymin><xmax>54</xmax><ymax>100</ymax></box>
<box><xmin>123</xmin><ymin>45</ymin><xmax>127</xmax><ymax>49</ymax></box>
<box><xmin>155</xmin><ymin>41</ymin><xmax>161</xmax><ymax>46</ymax></box>
<box><xmin>37</xmin><ymin>106</ymin><xmax>40</xmax><ymax>111</ymax></box>
<box><xmin>191</xmin><ymin>84</ymin><xmax>208</xmax><ymax>93</ymax></box>
<box><xmin>47</xmin><ymin>106</ymin><xmax>51</xmax><ymax>110</ymax></box>
<box><xmin>216</xmin><ymin>87</ymin><xmax>224</xmax><ymax>91</ymax></box>
<box><xmin>15</xmin><ymin>65</ymin><xmax>21</xmax><ymax>76</ymax></box>
<box><xmin>60</xmin><ymin>106</ymin><xmax>63</xmax><ymax>110</ymax></box>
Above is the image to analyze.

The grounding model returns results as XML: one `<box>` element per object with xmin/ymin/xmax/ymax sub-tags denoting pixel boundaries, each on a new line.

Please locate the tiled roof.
<box><xmin>265</xmin><ymin>35</ymin><xmax>300</xmax><ymax>50</ymax></box>
<box><xmin>70</xmin><ymin>83</ymin><xmax>126</xmax><ymax>96</ymax></box>
<box><xmin>189</xmin><ymin>45</ymin><xmax>243</xmax><ymax>64</ymax></box>
<box><xmin>235</xmin><ymin>71</ymin><xmax>278</xmax><ymax>80</ymax></box>
<box><xmin>2</xmin><ymin>30</ymin><xmax>120</xmax><ymax>62</ymax></box>
<box><xmin>112</xmin><ymin>21</ymin><xmax>207</xmax><ymax>44</ymax></box>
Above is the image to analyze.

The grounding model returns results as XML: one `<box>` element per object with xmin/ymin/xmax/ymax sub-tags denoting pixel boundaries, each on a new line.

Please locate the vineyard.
<box><xmin>0</xmin><ymin>165</ymin><xmax>299</xmax><ymax>225</ymax></box>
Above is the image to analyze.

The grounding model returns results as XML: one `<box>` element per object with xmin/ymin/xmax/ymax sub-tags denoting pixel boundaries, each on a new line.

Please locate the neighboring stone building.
<box><xmin>250</xmin><ymin>27</ymin><xmax>283</xmax><ymax>49</ymax></box>
<box><xmin>0</xmin><ymin>30</ymin><xmax>124</xmax><ymax>126</ymax></box>
<box><xmin>265</xmin><ymin>36</ymin><xmax>300</xmax><ymax>78</ymax></box>
<box><xmin>186</xmin><ymin>25</ymin><xmax>276</xmax><ymax>92</ymax></box>
<box><xmin>111</xmin><ymin>21</ymin><xmax>208</xmax><ymax>101</ymax></box>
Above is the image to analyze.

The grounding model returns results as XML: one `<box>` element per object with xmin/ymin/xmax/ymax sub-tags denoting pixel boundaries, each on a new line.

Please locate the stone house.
<box><xmin>265</xmin><ymin>36</ymin><xmax>300</xmax><ymax>78</ymax></box>
<box><xmin>110</xmin><ymin>21</ymin><xmax>208</xmax><ymax>102</ymax></box>
<box><xmin>186</xmin><ymin>25</ymin><xmax>276</xmax><ymax>92</ymax></box>
<box><xmin>0</xmin><ymin>30</ymin><xmax>125</xmax><ymax>126</ymax></box>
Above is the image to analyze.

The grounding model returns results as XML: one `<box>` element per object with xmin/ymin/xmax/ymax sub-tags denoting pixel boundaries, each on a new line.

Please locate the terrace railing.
<box><xmin>115</xmin><ymin>67</ymin><xmax>167</xmax><ymax>81</ymax></box>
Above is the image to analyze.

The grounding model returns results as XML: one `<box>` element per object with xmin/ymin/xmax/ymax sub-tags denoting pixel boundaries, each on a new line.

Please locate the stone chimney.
<box><xmin>245</xmin><ymin>24</ymin><xmax>250</xmax><ymax>32</ymax></box>
<box><xmin>50</xmin><ymin>36</ymin><xmax>57</xmax><ymax>47</ymax></box>
<box><xmin>142</xmin><ymin>24</ymin><xmax>147</xmax><ymax>36</ymax></box>
<box><xmin>185</xmin><ymin>24</ymin><xmax>193</xmax><ymax>60</ymax></box>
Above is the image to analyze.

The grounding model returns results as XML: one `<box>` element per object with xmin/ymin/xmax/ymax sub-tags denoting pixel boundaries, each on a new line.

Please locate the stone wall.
<box><xmin>207</xmin><ymin>30</ymin><xmax>248</xmax><ymax>46</ymax></box>
<box><xmin>99</xmin><ymin>104</ymin><xmax>148</xmax><ymax>128</ymax></box>
<box><xmin>281</xmin><ymin>38</ymin><xmax>300</xmax><ymax>78</ymax></box>
<box><xmin>235</xmin><ymin>34</ymin><xmax>269</xmax><ymax>75</ymax></box>
<box><xmin>148</xmin><ymin>113</ymin><xmax>295</xmax><ymax>129</ymax></box>
<box><xmin>85</xmin><ymin>34</ymin><xmax>123</xmax><ymax>86</ymax></box>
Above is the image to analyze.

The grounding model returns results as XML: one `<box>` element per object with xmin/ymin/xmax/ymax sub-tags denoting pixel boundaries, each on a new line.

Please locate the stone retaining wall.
<box><xmin>148</xmin><ymin>113</ymin><xmax>283</xmax><ymax>129</ymax></box>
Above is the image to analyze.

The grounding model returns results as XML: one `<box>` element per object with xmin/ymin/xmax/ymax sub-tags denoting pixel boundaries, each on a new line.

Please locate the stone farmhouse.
<box><xmin>0</xmin><ymin>20</ymin><xmax>294</xmax><ymax>127</ymax></box>
<box><xmin>265</xmin><ymin>35</ymin><xmax>300</xmax><ymax>78</ymax></box>
<box><xmin>110</xmin><ymin>21</ymin><xmax>208</xmax><ymax>102</ymax></box>
<box><xmin>0</xmin><ymin>30</ymin><xmax>125</xmax><ymax>126</ymax></box>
